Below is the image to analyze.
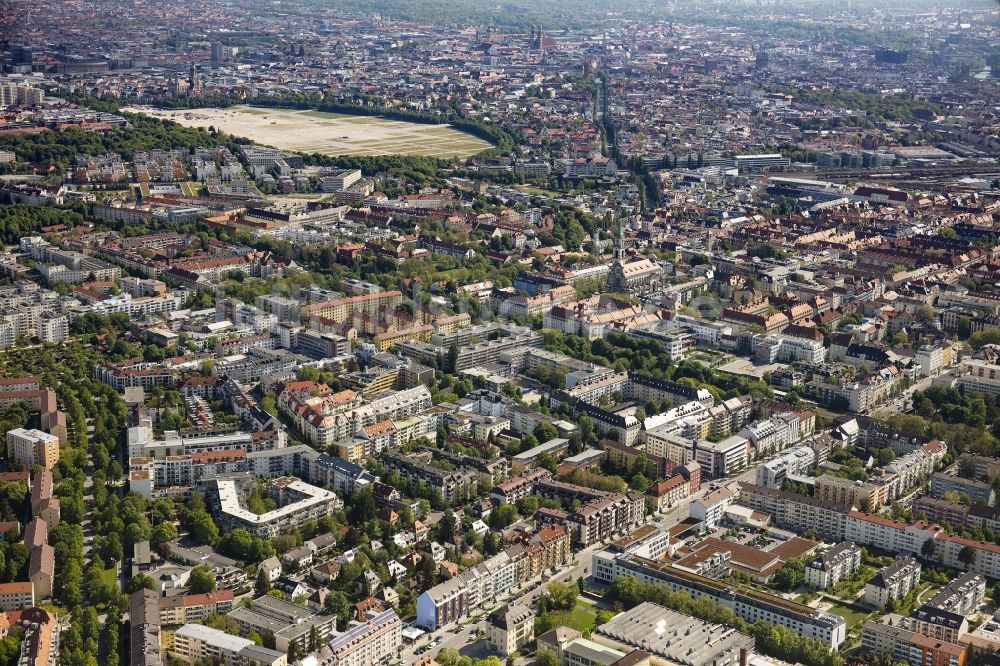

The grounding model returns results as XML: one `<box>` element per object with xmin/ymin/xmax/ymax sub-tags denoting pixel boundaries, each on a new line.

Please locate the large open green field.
<box><xmin>125</xmin><ymin>105</ymin><xmax>493</xmax><ymax>159</ymax></box>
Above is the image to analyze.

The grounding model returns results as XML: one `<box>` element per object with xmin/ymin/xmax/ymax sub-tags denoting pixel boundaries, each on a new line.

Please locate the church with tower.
<box><xmin>169</xmin><ymin>63</ymin><xmax>202</xmax><ymax>98</ymax></box>
<box><xmin>605</xmin><ymin>216</ymin><xmax>664</xmax><ymax>296</ymax></box>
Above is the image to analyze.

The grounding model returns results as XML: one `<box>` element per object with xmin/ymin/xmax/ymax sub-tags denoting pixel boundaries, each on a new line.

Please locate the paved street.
<box><xmin>872</xmin><ymin>375</ymin><xmax>935</xmax><ymax>417</ymax></box>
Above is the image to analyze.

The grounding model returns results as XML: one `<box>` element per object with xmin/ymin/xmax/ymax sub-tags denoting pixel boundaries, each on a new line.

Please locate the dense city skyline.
<box><xmin>0</xmin><ymin>1</ymin><xmax>997</xmax><ymax>666</ymax></box>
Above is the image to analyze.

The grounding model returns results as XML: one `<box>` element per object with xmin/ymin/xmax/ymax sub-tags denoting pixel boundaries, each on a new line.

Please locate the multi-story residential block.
<box><xmin>707</xmin><ymin>396</ymin><xmax>754</xmax><ymax>439</ymax></box>
<box><xmin>159</xmin><ymin>591</ymin><xmax>235</xmax><ymax>625</ymax></box>
<box><xmin>956</xmin><ymin>453</ymin><xmax>1000</xmax><ymax>483</ymax></box>
<box><xmin>490</xmin><ymin>468</ymin><xmax>552</xmax><ymax>505</ymax></box>
<box><xmin>930</xmin><ymin>472</ymin><xmax>995</xmax><ymax>506</ymax></box>
<box><xmin>487</xmin><ymin>604</ymin><xmax>535</xmax><ymax>657</ymax></box>
<box><xmin>737</xmin><ymin>484</ymin><xmax>849</xmax><ymax>541</ymax></box>
<box><xmin>320</xmin><ymin>169</ymin><xmax>363</xmax><ymax>192</ymax></box>
<box><xmin>590</xmin><ymin>555</ymin><xmax>845</xmax><ymax>647</ymax></box>
<box><xmin>643</xmin><ymin>429</ymin><xmax>697</xmax><ymax>466</ymax></box>
<box><xmin>535</xmin><ymin>479</ymin><xmax>645</xmax><ymax>545</ymax></box>
<box><xmin>211</xmin><ymin>348</ymin><xmax>298</xmax><ymax>383</ymax></box>
<box><xmin>603</xmin><ymin>439</ymin><xmax>672</xmax><ymax>479</ymax></box>
<box><xmin>296</xmin><ymin>329</ymin><xmax>350</xmax><ymax>360</ymax></box>
<box><xmin>913</xmin><ymin>496</ymin><xmax>970</xmax><ymax>527</ymax></box>
<box><xmin>0</xmin><ymin>582</ymin><xmax>34</xmax><ymax>610</ymax></box>
<box><xmin>417</xmin><ymin>546</ymin><xmax>532</xmax><ymax>631</ymax></box>
<box><xmin>693</xmin><ymin>435</ymin><xmax>749</xmax><ymax>478</ymax></box>
<box><xmin>6</xmin><ymin>428</ymin><xmax>59</xmax><ymax>470</ymax></box>
<box><xmin>753</xmin><ymin>334</ymin><xmax>826</xmax><ymax>364</ymax></box>
<box><xmin>27</xmin><ymin>543</ymin><xmax>53</xmax><ymax>601</ymax></box>
<box><xmin>645</xmin><ymin>474</ymin><xmax>690</xmax><ymax>512</ymax></box>
<box><xmin>549</xmin><ymin>394</ymin><xmax>641</xmax><ymax>445</ymax></box>
<box><xmin>37</xmin><ymin>312</ymin><xmax>68</xmax><ymax>343</ymax></box>
<box><xmin>924</xmin><ymin>571</ymin><xmax>985</xmax><ymax>616</ymax></box>
<box><xmin>382</xmin><ymin>452</ymin><xmax>479</xmax><ymax>504</ymax></box>
<box><xmin>756</xmin><ymin>445</ymin><xmax>822</xmax><ymax>488</ymax></box>
<box><xmin>625</xmin><ymin>372</ymin><xmax>715</xmax><ymax>408</ymax></box>
<box><xmin>690</xmin><ymin>486</ymin><xmax>737</xmax><ymax>530</ymax></box>
<box><xmin>567</xmin><ymin>492</ymin><xmax>646</xmax><ymax>547</ymax></box>
<box><xmin>862</xmin><ymin>616</ymin><xmax>966</xmax><ymax>666</ymax></box>
<box><xmin>815</xmin><ymin>474</ymin><xmax>883</xmax><ymax>510</ymax></box>
<box><xmin>204</xmin><ymin>475</ymin><xmax>342</xmax><ymax>538</ymax></box>
<box><xmin>303</xmin><ymin>290</ymin><xmax>402</xmax><ymax>323</ymax></box>
<box><xmin>884</xmin><ymin>441</ymin><xmax>947</xmax><ymax>495</ymax></box>
<box><xmin>30</xmin><ymin>469</ymin><xmax>59</xmax><ymax>526</ymax></box>
<box><xmin>864</xmin><ymin>557</ymin><xmax>921</xmax><ymax>609</ymax></box>
<box><xmin>739</xmin><ymin>416</ymin><xmax>799</xmax><ymax>456</ymax></box>
<box><xmin>525</xmin><ymin>525</ymin><xmax>572</xmax><ymax>578</ymax></box>
<box><xmin>326</xmin><ymin>609</ymin><xmax>401</xmax><ymax>666</ymax></box>
<box><xmin>956</xmin><ymin>358</ymin><xmax>1000</xmax><ymax>397</ymax></box>
<box><xmin>905</xmin><ymin>605</ymin><xmax>967</xmax><ymax>644</ymax></box>
<box><xmin>131</xmin><ymin>589</ymin><xmax>163</xmax><ymax>666</ymax></box>
<box><xmin>96</xmin><ymin>359</ymin><xmax>176</xmax><ymax>390</ymax></box>
<box><xmin>228</xmin><ymin>595</ymin><xmax>336</xmax><ymax>653</ymax></box>
<box><xmin>170</xmin><ymin>623</ymin><xmax>287</xmax><ymax>665</ymax></box>
<box><xmin>805</xmin><ymin>541</ymin><xmax>862</xmax><ymax>589</ymax></box>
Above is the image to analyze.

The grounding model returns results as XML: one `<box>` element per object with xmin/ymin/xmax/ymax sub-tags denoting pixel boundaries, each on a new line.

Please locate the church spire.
<box><xmin>613</xmin><ymin>213</ymin><xmax>625</xmax><ymax>263</ymax></box>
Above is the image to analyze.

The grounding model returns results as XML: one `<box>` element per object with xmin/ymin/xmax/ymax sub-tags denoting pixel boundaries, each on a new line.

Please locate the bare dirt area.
<box><xmin>125</xmin><ymin>106</ymin><xmax>492</xmax><ymax>159</ymax></box>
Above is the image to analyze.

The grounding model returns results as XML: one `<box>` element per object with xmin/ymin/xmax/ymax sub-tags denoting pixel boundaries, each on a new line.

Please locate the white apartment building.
<box><xmin>739</xmin><ymin>416</ymin><xmax>799</xmax><ymax>456</ymax></box>
<box><xmin>171</xmin><ymin>623</ymin><xmax>286</xmax><ymax>665</ymax></box>
<box><xmin>321</xmin><ymin>169</ymin><xmax>363</xmax><ymax>192</ymax></box>
<box><xmin>694</xmin><ymin>435</ymin><xmax>749</xmax><ymax>478</ymax></box>
<box><xmin>211</xmin><ymin>476</ymin><xmax>342</xmax><ymax>538</ymax></box>
<box><xmin>805</xmin><ymin>541</ymin><xmax>862</xmax><ymax>589</ymax></box>
<box><xmin>756</xmin><ymin>445</ymin><xmax>821</xmax><ymax>488</ymax></box>
<box><xmin>326</xmin><ymin>609</ymin><xmax>401</xmax><ymax>666</ymax></box>
<box><xmin>957</xmin><ymin>358</ymin><xmax>1000</xmax><ymax>396</ymax></box>
<box><xmin>37</xmin><ymin>313</ymin><xmax>69</xmax><ymax>343</ymax></box>
<box><xmin>864</xmin><ymin>557</ymin><xmax>921</xmax><ymax>609</ymax></box>
<box><xmin>7</xmin><ymin>428</ymin><xmax>59</xmax><ymax>470</ymax></box>
<box><xmin>690</xmin><ymin>486</ymin><xmax>737</xmax><ymax>530</ymax></box>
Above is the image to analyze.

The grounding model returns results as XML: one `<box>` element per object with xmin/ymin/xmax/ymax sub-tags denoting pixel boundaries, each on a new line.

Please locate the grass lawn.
<box><xmin>300</xmin><ymin>109</ymin><xmax>368</xmax><ymax>120</ymax></box>
<box><xmin>826</xmin><ymin>601</ymin><xmax>870</xmax><ymax>629</ymax></box>
<box><xmin>515</xmin><ymin>184</ymin><xmax>562</xmax><ymax>197</ymax></box>
<box><xmin>548</xmin><ymin>602</ymin><xmax>598</xmax><ymax>633</ymax></box>
<box><xmin>99</xmin><ymin>565</ymin><xmax>118</xmax><ymax>592</ymax></box>
<box><xmin>39</xmin><ymin>602</ymin><xmax>66</xmax><ymax>616</ymax></box>
<box><xmin>180</xmin><ymin>181</ymin><xmax>202</xmax><ymax>197</ymax></box>
<box><xmin>829</xmin><ymin>564</ymin><xmax>877</xmax><ymax>601</ymax></box>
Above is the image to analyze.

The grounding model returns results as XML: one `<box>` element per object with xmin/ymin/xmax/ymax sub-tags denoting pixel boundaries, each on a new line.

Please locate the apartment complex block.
<box><xmin>865</xmin><ymin>557</ymin><xmax>921</xmax><ymax>609</ymax></box>
<box><xmin>590</xmin><ymin>554</ymin><xmax>846</xmax><ymax>647</ymax></box>
<box><xmin>805</xmin><ymin>541</ymin><xmax>862</xmax><ymax>590</ymax></box>
<box><xmin>6</xmin><ymin>428</ymin><xmax>59</xmax><ymax>470</ymax></box>
<box><xmin>416</xmin><ymin>526</ymin><xmax>571</xmax><ymax>630</ymax></box>
<box><xmin>326</xmin><ymin>609</ymin><xmax>401</xmax><ymax>666</ymax></box>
